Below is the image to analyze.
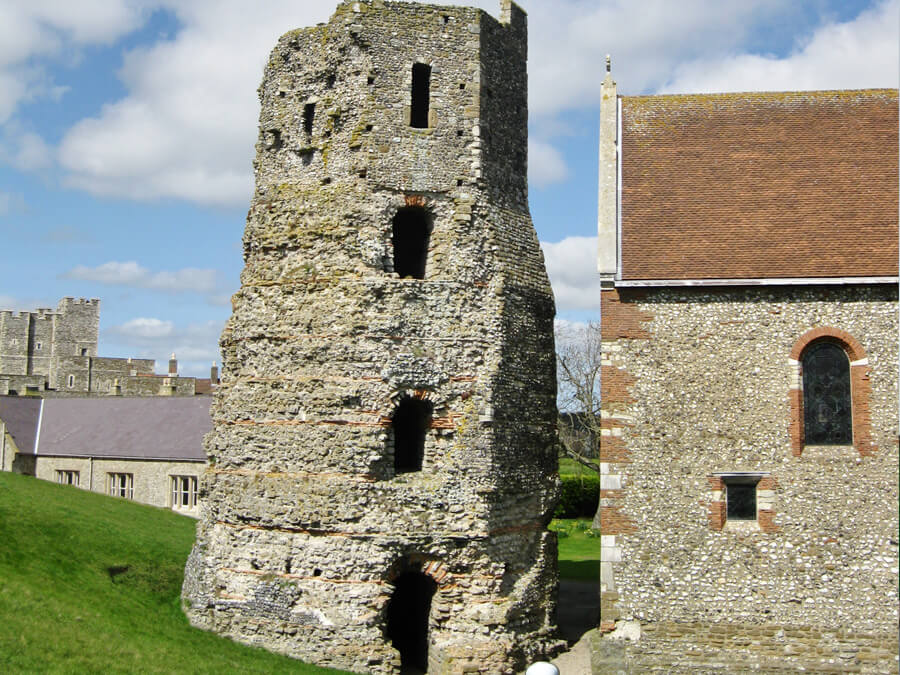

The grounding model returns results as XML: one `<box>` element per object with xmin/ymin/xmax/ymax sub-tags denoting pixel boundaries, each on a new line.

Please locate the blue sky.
<box><xmin>0</xmin><ymin>0</ymin><xmax>896</xmax><ymax>376</ymax></box>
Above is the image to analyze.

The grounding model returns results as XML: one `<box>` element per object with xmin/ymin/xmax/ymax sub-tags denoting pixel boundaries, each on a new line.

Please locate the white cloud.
<box><xmin>108</xmin><ymin>317</ymin><xmax>174</xmax><ymax>339</ymax></box>
<box><xmin>521</xmin><ymin>0</ymin><xmax>787</xmax><ymax>113</ymax></box>
<box><xmin>62</xmin><ymin>260</ymin><xmax>220</xmax><ymax>294</ymax></box>
<box><xmin>57</xmin><ymin>0</ymin><xmax>338</xmax><ymax>205</ymax></box>
<box><xmin>11</xmin><ymin>130</ymin><xmax>52</xmax><ymax>170</ymax></box>
<box><xmin>0</xmin><ymin>0</ymin><xmax>149</xmax><ymax>125</ymax></box>
<box><xmin>541</xmin><ymin>236</ymin><xmax>603</xmax><ymax>312</ymax></box>
<box><xmin>528</xmin><ymin>138</ymin><xmax>569</xmax><ymax>188</ymax></box>
<box><xmin>0</xmin><ymin>190</ymin><xmax>25</xmax><ymax>216</ymax></box>
<box><xmin>661</xmin><ymin>0</ymin><xmax>899</xmax><ymax>94</ymax></box>
<box><xmin>0</xmin><ymin>121</ymin><xmax>52</xmax><ymax>171</ymax></box>
<box><xmin>104</xmin><ymin>317</ymin><xmax>223</xmax><ymax>377</ymax></box>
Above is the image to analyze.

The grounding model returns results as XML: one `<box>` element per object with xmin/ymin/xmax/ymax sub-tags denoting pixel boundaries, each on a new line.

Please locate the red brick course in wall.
<box><xmin>598</xmin><ymin>434</ymin><xmax>631</xmax><ymax>464</ymax></box>
<box><xmin>788</xmin><ymin>327</ymin><xmax>876</xmax><ymax>457</ymax></box>
<box><xmin>601</xmin><ymin>289</ymin><xmax>652</xmax><ymax>339</ymax></box>
<box><xmin>599</xmin><ymin>289</ymin><xmax>650</xmax><ymax>539</ymax></box>
<box><xmin>599</xmin><ymin>506</ymin><xmax>637</xmax><ymax>534</ymax></box>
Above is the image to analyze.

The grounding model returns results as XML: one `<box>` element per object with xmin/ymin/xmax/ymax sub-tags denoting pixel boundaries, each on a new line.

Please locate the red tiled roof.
<box><xmin>620</xmin><ymin>89</ymin><xmax>899</xmax><ymax>281</ymax></box>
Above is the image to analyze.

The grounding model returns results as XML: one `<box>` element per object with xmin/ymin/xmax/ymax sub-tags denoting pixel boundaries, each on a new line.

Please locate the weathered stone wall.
<box><xmin>49</xmin><ymin>298</ymin><xmax>100</xmax><ymax>389</ymax></box>
<box><xmin>33</xmin><ymin>455</ymin><xmax>204</xmax><ymax>515</ymax></box>
<box><xmin>183</xmin><ymin>2</ymin><xmax>561</xmax><ymax>673</ymax></box>
<box><xmin>0</xmin><ymin>298</ymin><xmax>100</xmax><ymax>390</ymax></box>
<box><xmin>600</xmin><ymin>284</ymin><xmax>899</xmax><ymax>673</ymax></box>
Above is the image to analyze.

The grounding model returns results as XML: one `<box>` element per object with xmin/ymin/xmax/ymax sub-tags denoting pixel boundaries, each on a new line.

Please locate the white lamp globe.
<box><xmin>525</xmin><ymin>663</ymin><xmax>559</xmax><ymax>675</ymax></box>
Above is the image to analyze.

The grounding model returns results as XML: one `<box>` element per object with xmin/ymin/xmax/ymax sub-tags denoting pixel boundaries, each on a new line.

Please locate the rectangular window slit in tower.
<box><xmin>410</xmin><ymin>63</ymin><xmax>431</xmax><ymax>129</ymax></box>
<box><xmin>303</xmin><ymin>103</ymin><xmax>315</xmax><ymax>136</ymax></box>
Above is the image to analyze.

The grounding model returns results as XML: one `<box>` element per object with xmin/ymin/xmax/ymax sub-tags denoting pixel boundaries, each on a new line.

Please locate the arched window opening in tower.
<box><xmin>386</xmin><ymin>571</ymin><xmax>437</xmax><ymax>672</ymax></box>
<box><xmin>392</xmin><ymin>207</ymin><xmax>432</xmax><ymax>279</ymax></box>
<box><xmin>410</xmin><ymin>63</ymin><xmax>431</xmax><ymax>128</ymax></box>
<box><xmin>392</xmin><ymin>396</ymin><xmax>433</xmax><ymax>474</ymax></box>
<box><xmin>802</xmin><ymin>341</ymin><xmax>852</xmax><ymax>445</ymax></box>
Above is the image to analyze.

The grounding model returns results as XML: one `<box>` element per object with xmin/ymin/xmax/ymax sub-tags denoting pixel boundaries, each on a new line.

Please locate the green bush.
<box><xmin>554</xmin><ymin>474</ymin><xmax>599</xmax><ymax>518</ymax></box>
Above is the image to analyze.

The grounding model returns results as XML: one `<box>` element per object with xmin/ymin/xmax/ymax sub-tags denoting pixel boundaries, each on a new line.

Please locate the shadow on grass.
<box><xmin>559</xmin><ymin>559</ymin><xmax>600</xmax><ymax>583</ymax></box>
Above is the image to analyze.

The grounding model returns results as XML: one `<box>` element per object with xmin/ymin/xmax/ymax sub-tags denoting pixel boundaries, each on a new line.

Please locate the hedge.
<box><xmin>554</xmin><ymin>473</ymin><xmax>599</xmax><ymax>519</ymax></box>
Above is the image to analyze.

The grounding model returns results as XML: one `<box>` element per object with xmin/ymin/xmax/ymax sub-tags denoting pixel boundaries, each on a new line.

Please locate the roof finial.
<box><xmin>606</xmin><ymin>54</ymin><xmax>611</xmax><ymax>73</ymax></box>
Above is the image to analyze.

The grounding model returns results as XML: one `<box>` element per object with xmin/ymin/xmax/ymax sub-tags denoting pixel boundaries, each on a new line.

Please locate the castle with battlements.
<box><xmin>0</xmin><ymin>297</ymin><xmax>217</xmax><ymax>397</ymax></box>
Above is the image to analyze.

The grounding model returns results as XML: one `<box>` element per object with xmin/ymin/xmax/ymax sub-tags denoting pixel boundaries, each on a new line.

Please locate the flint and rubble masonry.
<box><xmin>182</xmin><ymin>2</ymin><xmax>562</xmax><ymax>674</ymax></box>
<box><xmin>600</xmin><ymin>285</ymin><xmax>899</xmax><ymax>673</ymax></box>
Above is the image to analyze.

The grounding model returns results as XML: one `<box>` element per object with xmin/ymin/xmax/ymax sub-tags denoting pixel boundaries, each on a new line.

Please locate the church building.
<box><xmin>598</xmin><ymin>64</ymin><xmax>898</xmax><ymax>672</ymax></box>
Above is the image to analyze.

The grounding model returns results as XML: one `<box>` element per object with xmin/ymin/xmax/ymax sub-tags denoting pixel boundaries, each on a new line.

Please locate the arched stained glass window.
<box><xmin>802</xmin><ymin>341</ymin><xmax>852</xmax><ymax>445</ymax></box>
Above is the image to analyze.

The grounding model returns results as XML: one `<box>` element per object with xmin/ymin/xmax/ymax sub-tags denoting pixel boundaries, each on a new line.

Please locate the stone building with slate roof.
<box><xmin>597</xmin><ymin>63</ymin><xmax>898</xmax><ymax>673</ymax></box>
<box><xmin>181</xmin><ymin>1</ymin><xmax>561</xmax><ymax>672</ymax></box>
<box><xmin>0</xmin><ymin>396</ymin><xmax>210</xmax><ymax>516</ymax></box>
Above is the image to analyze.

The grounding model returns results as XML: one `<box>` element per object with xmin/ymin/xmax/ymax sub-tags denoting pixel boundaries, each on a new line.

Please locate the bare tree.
<box><xmin>555</xmin><ymin>320</ymin><xmax>602</xmax><ymax>475</ymax></box>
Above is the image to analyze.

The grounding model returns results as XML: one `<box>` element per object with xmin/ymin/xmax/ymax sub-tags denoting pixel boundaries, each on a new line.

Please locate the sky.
<box><xmin>0</xmin><ymin>0</ymin><xmax>896</xmax><ymax>377</ymax></box>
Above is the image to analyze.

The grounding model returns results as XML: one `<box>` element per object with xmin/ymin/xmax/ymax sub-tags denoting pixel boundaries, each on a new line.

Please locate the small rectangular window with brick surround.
<box><xmin>708</xmin><ymin>472</ymin><xmax>778</xmax><ymax>532</ymax></box>
<box><xmin>724</xmin><ymin>476</ymin><xmax>759</xmax><ymax>520</ymax></box>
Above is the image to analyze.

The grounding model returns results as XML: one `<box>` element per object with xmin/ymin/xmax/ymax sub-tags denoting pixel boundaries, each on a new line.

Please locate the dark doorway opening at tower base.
<box><xmin>386</xmin><ymin>571</ymin><xmax>437</xmax><ymax>673</ymax></box>
<box><xmin>392</xmin><ymin>396</ymin><xmax>433</xmax><ymax>473</ymax></box>
<box><xmin>392</xmin><ymin>207</ymin><xmax>432</xmax><ymax>279</ymax></box>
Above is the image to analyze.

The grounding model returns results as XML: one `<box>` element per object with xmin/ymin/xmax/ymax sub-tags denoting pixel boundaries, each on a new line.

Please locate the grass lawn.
<box><xmin>552</xmin><ymin>518</ymin><xmax>601</xmax><ymax>583</ymax></box>
<box><xmin>0</xmin><ymin>472</ymin><xmax>347</xmax><ymax>674</ymax></box>
<box><xmin>0</xmin><ymin>472</ymin><xmax>599</xmax><ymax>672</ymax></box>
<box><xmin>558</xmin><ymin>457</ymin><xmax>599</xmax><ymax>478</ymax></box>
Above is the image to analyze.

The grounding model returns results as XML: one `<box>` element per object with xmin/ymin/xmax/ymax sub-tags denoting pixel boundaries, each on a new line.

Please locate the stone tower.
<box><xmin>182</xmin><ymin>1</ymin><xmax>560</xmax><ymax>672</ymax></box>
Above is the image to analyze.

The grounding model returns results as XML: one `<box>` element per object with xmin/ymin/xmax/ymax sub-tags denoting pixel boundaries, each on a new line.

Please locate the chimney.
<box><xmin>168</xmin><ymin>353</ymin><xmax>178</xmax><ymax>376</ymax></box>
<box><xmin>211</xmin><ymin>361</ymin><xmax>219</xmax><ymax>384</ymax></box>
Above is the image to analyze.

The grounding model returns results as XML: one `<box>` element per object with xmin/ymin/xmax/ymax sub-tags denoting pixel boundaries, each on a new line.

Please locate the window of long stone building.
<box><xmin>802</xmin><ymin>341</ymin><xmax>852</xmax><ymax>445</ymax></box>
<box><xmin>56</xmin><ymin>470</ymin><xmax>79</xmax><ymax>486</ymax></box>
<box><xmin>171</xmin><ymin>475</ymin><xmax>198</xmax><ymax>509</ymax></box>
<box><xmin>392</xmin><ymin>396</ymin><xmax>432</xmax><ymax>473</ymax></box>
<box><xmin>108</xmin><ymin>472</ymin><xmax>133</xmax><ymax>499</ymax></box>
<box><xmin>392</xmin><ymin>207</ymin><xmax>432</xmax><ymax>279</ymax></box>
<box><xmin>410</xmin><ymin>63</ymin><xmax>431</xmax><ymax>128</ymax></box>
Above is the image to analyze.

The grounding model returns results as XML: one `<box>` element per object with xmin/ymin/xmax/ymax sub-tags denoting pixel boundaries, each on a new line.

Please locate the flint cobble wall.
<box><xmin>183</xmin><ymin>2</ymin><xmax>561</xmax><ymax>673</ymax></box>
<box><xmin>600</xmin><ymin>285</ymin><xmax>898</xmax><ymax>673</ymax></box>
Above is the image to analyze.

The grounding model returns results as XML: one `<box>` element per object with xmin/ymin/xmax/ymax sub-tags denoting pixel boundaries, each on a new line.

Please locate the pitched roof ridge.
<box><xmin>624</xmin><ymin>88</ymin><xmax>898</xmax><ymax>104</ymax></box>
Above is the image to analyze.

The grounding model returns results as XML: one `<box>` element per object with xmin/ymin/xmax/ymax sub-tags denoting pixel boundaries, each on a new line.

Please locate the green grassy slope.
<box><xmin>552</xmin><ymin>519</ymin><xmax>601</xmax><ymax>583</ymax></box>
<box><xmin>0</xmin><ymin>472</ymin><xmax>345</xmax><ymax>674</ymax></box>
<box><xmin>0</xmin><ymin>473</ymin><xmax>597</xmax><ymax>673</ymax></box>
